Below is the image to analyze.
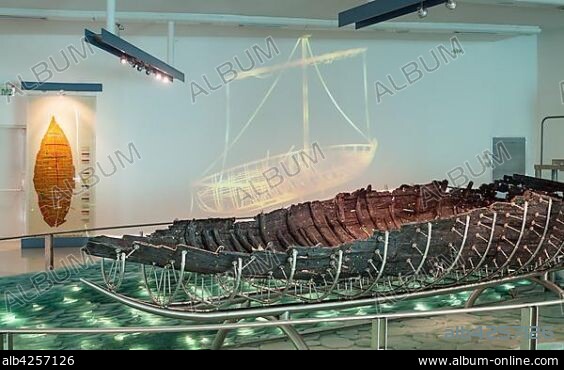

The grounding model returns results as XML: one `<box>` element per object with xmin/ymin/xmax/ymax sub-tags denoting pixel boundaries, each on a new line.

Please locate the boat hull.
<box><xmin>86</xmin><ymin>176</ymin><xmax>564</xmax><ymax>284</ymax></box>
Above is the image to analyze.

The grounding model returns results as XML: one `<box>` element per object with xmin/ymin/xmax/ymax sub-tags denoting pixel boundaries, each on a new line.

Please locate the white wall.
<box><xmin>0</xmin><ymin>22</ymin><xmax>539</xmax><ymax>230</ymax></box>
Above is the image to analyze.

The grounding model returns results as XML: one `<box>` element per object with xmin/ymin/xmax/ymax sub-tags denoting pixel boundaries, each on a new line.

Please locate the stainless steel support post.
<box><xmin>371</xmin><ymin>318</ymin><xmax>388</xmax><ymax>350</ymax></box>
<box><xmin>0</xmin><ymin>333</ymin><xmax>13</xmax><ymax>351</ymax></box>
<box><xmin>520</xmin><ymin>306</ymin><xmax>539</xmax><ymax>350</ymax></box>
<box><xmin>45</xmin><ymin>234</ymin><xmax>54</xmax><ymax>271</ymax></box>
<box><xmin>7</xmin><ymin>334</ymin><xmax>13</xmax><ymax>350</ymax></box>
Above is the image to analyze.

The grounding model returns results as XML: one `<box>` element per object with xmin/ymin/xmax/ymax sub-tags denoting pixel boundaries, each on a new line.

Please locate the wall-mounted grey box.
<box><xmin>492</xmin><ymin>137</ymin><xmax>526</xmax><ymax>181</ymax></box>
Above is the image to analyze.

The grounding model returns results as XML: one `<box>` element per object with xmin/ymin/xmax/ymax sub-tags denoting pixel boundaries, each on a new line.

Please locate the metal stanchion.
<box><xmin>45</xmin><ymin>234</ymin><xmax>54</xmax><ymax>271</ymax></box>
<box><xmin>520</xmin><ymin>306</ymin><xmax>539</xmax><ymax>350</ymax></box>
<box><xmin>371</xmin><ymin>318</ymin><xmax>388</xmax><ymax>350</ymax></box>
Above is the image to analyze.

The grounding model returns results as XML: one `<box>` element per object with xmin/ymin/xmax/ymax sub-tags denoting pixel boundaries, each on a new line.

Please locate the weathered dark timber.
<box><xmin>84</xmin><ymin>175</ymin><xmax>564</xmax><ymax>283</ymax></box>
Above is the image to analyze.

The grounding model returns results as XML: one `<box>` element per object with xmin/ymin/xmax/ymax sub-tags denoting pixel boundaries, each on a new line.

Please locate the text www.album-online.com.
<box><xmin>418</xmin><ymin>356</ymin><xmax>559</xmax><ymax>366</ymax></box>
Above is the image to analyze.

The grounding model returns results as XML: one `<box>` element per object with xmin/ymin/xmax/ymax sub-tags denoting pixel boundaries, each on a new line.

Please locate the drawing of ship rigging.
<box><xmin>193</xmin><ymin>36</ymin><xmax>378</xmax><ymax>215</ymax></box>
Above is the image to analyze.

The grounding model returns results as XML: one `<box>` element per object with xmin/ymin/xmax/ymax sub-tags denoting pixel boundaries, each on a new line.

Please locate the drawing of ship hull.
<box><xmin>86</xmin><ymin>175</ymin><xmax>564</xmax><ymax>287</ymax></box>
<box><xmin>194</xmin><ymin>37</ymin><xmax>377</xmax><ymax>216</ymax></box>
<box><xmin>194</xmin><ymin>141</ymin><xmax>378</xmax><ymax>215</ymax></box>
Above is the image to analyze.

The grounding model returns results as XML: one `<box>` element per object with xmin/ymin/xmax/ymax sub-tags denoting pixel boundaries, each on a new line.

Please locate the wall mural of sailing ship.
<box><xmin>193</xmin><ymin>36</ymin><xmax>378</xmax><ymax>216</ymax></box>
<box><xmin>83</xmin><ymin>174</ymin><xmax>564</xmax><ymax>314</ymax></box>
<box><xmin>33</xmin><ymin>116</ymin><xmax>76</xmax><ymax>228</ymax></box>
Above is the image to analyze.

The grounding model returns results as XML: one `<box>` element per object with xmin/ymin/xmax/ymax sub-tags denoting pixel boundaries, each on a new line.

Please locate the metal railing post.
<box><xmin>45</xmin><ymin>234</ymin><xmax>54</xmax><ymax>271</ymax></box>
<box><xmin>0</xmin><ymin>299</ymin><xmax>563</xmax><ymax>350</ymax></box>
<box><xmin>7</xmin><ymin>334</ymin><xmax>13</xmax><ymax>350</ymax></box>
<box><xmin>371</xmin><ymin>318</ymin><xmax>388</xmax><ymax>350</ymax></box>
<box><xmin>520</xmin><ymin>306</ymin><xmax>539</xmax><ymax>351</ymax></box>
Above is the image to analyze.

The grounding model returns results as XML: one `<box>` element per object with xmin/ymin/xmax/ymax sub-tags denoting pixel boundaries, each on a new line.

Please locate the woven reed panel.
<box><xmin>33</xmin><ymin>117</ymin><xmax>76</xmax><ymax>227</ymax></box>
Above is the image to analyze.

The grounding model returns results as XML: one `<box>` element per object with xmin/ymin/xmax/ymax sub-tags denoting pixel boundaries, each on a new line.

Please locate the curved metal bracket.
<box><xmin>512</xmin><ymin>198</ymin><xmax>552</xmax><ymax>276</ymax></box>
<box><xmin>487</xmin><ymin>202</ymin><xmax>528</xmax><ymax>279</ymax></box>
<box><xmin>210</xmin><ymin>315</ymin><xmax>309</xmax><ymax>350</ymax></box>
<box><xmin>464</xmin><ymin>286</ymin><xmax>488</xmax><ymax>308</ymax></box>
<box><xmin>458</xmin><ymin>211</ymin><xmax>497</xmax><ymax>284</ymax></box>
<box><xmin>100</xmin><ymin>252</ymin><xmax>126</xmax><ymax>292</ymax></box>
<box><xmin>529</xmin><ymin>277</ymin><xmax>564</xmax><ymax>299</ymax></box>
<box><xmin>142</xmin><ymin>251</ymin><xmax>188</xmax><ymax>307</ymax></box>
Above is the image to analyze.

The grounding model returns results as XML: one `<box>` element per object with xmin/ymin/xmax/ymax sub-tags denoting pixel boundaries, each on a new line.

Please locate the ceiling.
<box><xmin>0</xmin><ymin>0</ymin><xmax>563</xmax><ymax>28</ymax></box>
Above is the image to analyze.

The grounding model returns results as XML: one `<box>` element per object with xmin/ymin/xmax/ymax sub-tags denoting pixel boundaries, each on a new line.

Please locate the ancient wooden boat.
<box><xmin>33</xmin><ymin>116</ymin><xmax>75</xmax><ymax>228</ymax></box>
<box><xmin>84</xmin><ymin>175</ymin><xmax>564</xmax><ymax>309</ymax></box>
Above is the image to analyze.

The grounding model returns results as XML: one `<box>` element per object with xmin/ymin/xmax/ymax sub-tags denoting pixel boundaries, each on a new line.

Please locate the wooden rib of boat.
<box><xmin>85</xmin><ymin>175</ymin><xmax>564</xmax><ymax>285</ymax></box>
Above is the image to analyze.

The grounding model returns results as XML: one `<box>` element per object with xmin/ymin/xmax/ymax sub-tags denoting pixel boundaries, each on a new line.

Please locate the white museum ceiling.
<box><xmin>0</xmin><ymin>0</ymin><xmax>563</xmax><ymax>28</ymax></box>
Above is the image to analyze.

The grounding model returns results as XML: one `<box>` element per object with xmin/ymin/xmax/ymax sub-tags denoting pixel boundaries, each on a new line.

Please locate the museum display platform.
<box><xmin>0</xmin><ymin>260</ymin><xmax>562</xmax><ymax>350</ymax></box>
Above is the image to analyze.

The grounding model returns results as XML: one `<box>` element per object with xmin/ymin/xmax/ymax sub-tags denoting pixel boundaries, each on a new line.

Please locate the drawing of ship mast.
<box><xmin>194</xmin><ymin>36</ymin><xmax>378</xmax><ymax>215</ymax></box>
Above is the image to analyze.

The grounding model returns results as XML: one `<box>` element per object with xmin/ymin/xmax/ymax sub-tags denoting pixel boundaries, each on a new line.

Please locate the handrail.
<box><xmin>0</xmin><ymin>216</ymin><xmax>265</xmax><ymax>242</ymax></box>
<box><xmin>0</xmin><ymin>299</ymin><xmax>562</xmax><ymax>335</ymax></box>
<box><xmin>540</xmin><ymin>115</ymin><xmax>564</xmax><ymax>165</ymax></box>
<box><xmin>0</xmin><ymin>221</ymin><xmax>176</xmax><ymax>242</ymax></box>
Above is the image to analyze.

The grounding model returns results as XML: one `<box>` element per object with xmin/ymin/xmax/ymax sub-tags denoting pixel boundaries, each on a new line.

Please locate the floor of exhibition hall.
<box><xmin>0</xmin><ymin>246</ymin><xmax>562</xmax><ymax>350</ymax></box>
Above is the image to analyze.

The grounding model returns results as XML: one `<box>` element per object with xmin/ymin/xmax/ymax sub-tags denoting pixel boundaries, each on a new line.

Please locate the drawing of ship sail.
<box><xmin>194</xmin><ymin>36</ymin><xmax>377</xmax><ymax>215</ymax></box>
<box><xmin>33</xmin><ymin>116</ymin><xmax>75</xmax><ymax>227</ymax></box>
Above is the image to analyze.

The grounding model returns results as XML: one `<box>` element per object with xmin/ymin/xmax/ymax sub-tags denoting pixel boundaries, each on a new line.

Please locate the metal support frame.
<box><xmin>464</xmin><ymin>286</ymin><xmax>488</xmax><ymax>309</ymax></box>
<box><xmin>520</xmin><ymin>306</ymin><xmax>539</xmax><ymax>351</ymax></box>
<box><xmin>465</xmin><ymin>274</ymin><xmax>564</xmax><ymax>309</ymax></box>
<box><xmin>540</xmin><ymin>116</ymin><xmax>564</xmax><ymax>166</ymax></box>
<box><xmin>371</xmin><ymin>318</ymin><xmax>388</xmax><ymax>350</ymax></box>
<box><xmin>2</xmin><ymin>299</ymin><xmax>562</xmax><ymax>351</ymax></box>
<box><xmin>535</xmin><ymin>166</ymin><xmax>561</xmax><ymax>182</ymax></box>
<box><xmin>210</xmin><ymin>315</ymin><xmax>309</xmax><ymax>351</ymax></box>
<box><xmin>528</xmin><ymin>277</ymin><xmax>564</xmax><ymax>299</ymax></box>
<box><xmin>80</xmin><ymin>268</ymin><xmax>563</xmax><ymax>321</ymax></box>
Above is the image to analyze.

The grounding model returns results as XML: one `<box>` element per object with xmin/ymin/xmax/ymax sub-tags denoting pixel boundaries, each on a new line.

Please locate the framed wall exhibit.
<box><xmin>25</xmin><ymin>95</ymin><xmax>96</xmax><ymax>238</ymax></box>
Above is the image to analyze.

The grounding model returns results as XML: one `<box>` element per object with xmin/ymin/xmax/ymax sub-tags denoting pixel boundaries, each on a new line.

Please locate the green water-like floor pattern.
<box><xmin>0</xmin><ymin>263</ymin><xmax>538</xmax><ymax>350</ymax></box>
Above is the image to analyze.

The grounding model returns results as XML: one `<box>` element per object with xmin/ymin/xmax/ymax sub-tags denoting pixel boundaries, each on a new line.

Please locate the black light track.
<box><xmin>339</xmin><ymin>0</ymin><xmax>448</xmax><ymax>29</ymax></box>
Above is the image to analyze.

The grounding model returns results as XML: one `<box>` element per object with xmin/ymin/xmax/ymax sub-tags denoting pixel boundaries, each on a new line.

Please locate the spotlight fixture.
<box><xmin>418</xmin><ymin>7</ymin><xmax>428</xmax><ymax>18</ymax></box>
<box><xmin>339</xmin><ymin>1</ymin><xmax>451</xmax><ymax>29</ymax></box>
<box><xmin>163</xmin><ymin>76</ymin><xmax>172</xmax><ymax>84</ymax></box>
<box><xmin>446</xmin><ymin>0</ymin><xmax>456</xmax><ymax>10</ymax></box>
<box><xmin>155</xmin><ymin>73</ymin><xmax>162</xmax><ymax>81</ymax></box>
<box><xmin>85</xmin><ymin>28</ymin><xmax>185</xmax><ymax>83</ymax></box>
